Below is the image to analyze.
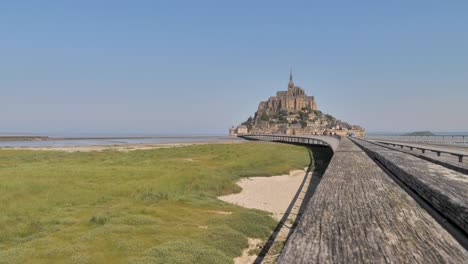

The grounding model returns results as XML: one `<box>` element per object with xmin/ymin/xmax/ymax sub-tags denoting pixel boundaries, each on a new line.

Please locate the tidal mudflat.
<box><xmin>0</xmin><ymin>141</ymin><xmax>319</xmax><ymax>263</ymax></box>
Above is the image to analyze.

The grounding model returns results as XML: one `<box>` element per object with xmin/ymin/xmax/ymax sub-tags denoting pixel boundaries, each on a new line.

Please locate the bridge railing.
<box><xmin>373</xmin><ymin>140</ymin><xmax>468</xmax><ymax>163</ymax></box>
<box><xmin>365</xmin><ymin>135</ymin><xmax>468</xmax><ymax>146</ymax></box>
<box><xmin>238</xmin><ymin>134</ymin><xmax>340</xmax><ymax>151</ymax></box>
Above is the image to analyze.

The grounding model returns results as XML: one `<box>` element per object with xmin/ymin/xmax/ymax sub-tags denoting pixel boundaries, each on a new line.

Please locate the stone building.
<box><xmin>229</xmin><ymin>126</ymin><xmax>236</xmax><ymax>137</ymax></box>
<box><xmin>229</xmin><ymin>125</ymin><xmax>249</xmax><ymax>136</ymax></box>
<box><xmin>230</xmin><ymin>68</ymin><xmax>366</xmax><ymax>137</ymax></box>
<box><xmin>236</xmin><ymin>125</ymin><xmax>248</xmax><ymax>135</ymax></box>
<box><xmin>256</xmin><ymin>69</ymin><xmax>317</xmax><ymax>117</ymax></box>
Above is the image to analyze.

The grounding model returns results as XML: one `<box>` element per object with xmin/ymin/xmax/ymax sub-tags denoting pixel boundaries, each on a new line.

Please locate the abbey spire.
<box><xmin>288</xmin><ymin>67</ymin><xmax>295</xmax><ymax>91</ymax></box>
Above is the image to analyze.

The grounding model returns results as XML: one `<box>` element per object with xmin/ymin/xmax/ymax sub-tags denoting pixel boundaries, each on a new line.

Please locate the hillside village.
<box><xmin>230</xmin><ymin>70</ymin><xmax>365</xmax><ymax>137</ymax></box>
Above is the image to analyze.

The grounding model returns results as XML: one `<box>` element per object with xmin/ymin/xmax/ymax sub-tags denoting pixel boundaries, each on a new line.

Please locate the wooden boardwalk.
<box><xmin>375</xmin><ymin>140</ymin><xmax>468</xmax><ymax>163</ymax></box>
<box><xmin>277</xmin><ymin>138</ymin><xmax>467</xmax><ymax>263</ymax></box>
<box><xmin>367</xmin><ymin>140</ymin><xmax>468</xmax><ymax>175</ymax></box>
<box><xmin>352</xmin><ymin>138</ymin><xmax>468</xmax><ymax>235</ymax></box>
<box><xmin>373</xmin><ymin>139</ymin><xmax>468</xmax><ymax>152</ymax></box>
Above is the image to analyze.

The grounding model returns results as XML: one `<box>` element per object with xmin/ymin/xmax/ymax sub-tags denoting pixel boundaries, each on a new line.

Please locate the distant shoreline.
<box><xmin>0</xmin><ymin>135</ymin><xmax>231</xmax><ymax>142</ymax></box>
<box><xmin>0</xmin><ymin>136</ymin><xmax>50</xmax><ymax>142</ymax></box>
<box><xmin>0</xmin><ymin>135</ymin><xmax>242</xmax><ymax>148</ymax></box>
<box><xmin>1</xmin><ymin>141</ymin><xmax>244</xmax><ymax>152</ymax></box>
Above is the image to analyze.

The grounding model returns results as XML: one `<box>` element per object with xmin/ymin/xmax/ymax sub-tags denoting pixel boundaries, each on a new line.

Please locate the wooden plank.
<box><xmin>279</xmin><ymin>138</ymin><xmax>467</xmax><ymax>263</ymax></box>
<box><xmin>376</xmin><ymin>140</ymin><xmax>468</xmax><ymax>158</ymax></box>
<box><xmin>366</xmin><ymin>140</ymin><xmax>468</xmax><ymax>174</ymax></box>
<box><xmin>353</xmin><ymin>139</ymin><xmax>468</xmax><ymax>234</ymax></box>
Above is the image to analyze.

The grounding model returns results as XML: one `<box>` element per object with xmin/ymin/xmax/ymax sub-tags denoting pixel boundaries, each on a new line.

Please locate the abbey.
<box><xmin>230</xmin><ymin>69</ymin><xmax>365</xmax><ymax>137</ymax></box>
<box><xmin>257</xmin><ymin>69</ymin><xmax>317</xmax><ymax>114</ymax></box>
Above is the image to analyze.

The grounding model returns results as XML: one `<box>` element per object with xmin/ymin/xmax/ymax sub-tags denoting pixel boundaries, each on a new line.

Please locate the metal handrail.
<box><xmin>375</xmin><ymin>141</ymin><xmax>467</xmax><ymax>163</ymax></box>
<box><xmin>365</xmin><ymin>135</ymin><xmax>468</xmax><ymax>146</ymax></box>
<box><xmin>238</xmin><ymin>134</ymin><xmax>339</xmax><ymax>151</ymax></box>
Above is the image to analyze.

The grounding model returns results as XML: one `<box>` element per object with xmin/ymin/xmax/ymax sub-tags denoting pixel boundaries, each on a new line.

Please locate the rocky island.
<box><xmin>230</xmin><ymin>70</ymin><xmax>365</xmax><ymax>137</ymax></box>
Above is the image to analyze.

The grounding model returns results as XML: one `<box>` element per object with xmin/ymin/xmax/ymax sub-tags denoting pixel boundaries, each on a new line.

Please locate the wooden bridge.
<box><xmin>239</xmin><ymin>134</ymin><xmax>468</xmax><ymax>263</ymax></box>
<box><xmin>239</xmin><ymin>134</ymin><xmax>341</xmax><ymax>151</ymax></box>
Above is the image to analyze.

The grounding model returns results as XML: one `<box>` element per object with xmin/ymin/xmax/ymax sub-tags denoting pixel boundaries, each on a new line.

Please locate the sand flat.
<box><xmin>218</xmin><ymin>169</ymin><xmax>306</xmax><ymax>220</ymax></box>
<box><xmin>0</xmin><ymin>141</ymin><xmax>243</xmax><ymax>152</ymax></box>
<box><xmin>218</xmin><ymin>169</ymin><xmax>308</xmax><ymax>264</ymax></box>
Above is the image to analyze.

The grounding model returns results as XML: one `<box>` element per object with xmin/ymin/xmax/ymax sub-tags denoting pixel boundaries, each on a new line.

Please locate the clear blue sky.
<box><xmin>1</xmin><ymin>1</ymin><xmax>467</xmax><ymax>134</ymax></box>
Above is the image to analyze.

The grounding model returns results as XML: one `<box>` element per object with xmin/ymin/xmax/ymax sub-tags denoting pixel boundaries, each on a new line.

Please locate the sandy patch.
<box><xmin>203</xmin><ymin>210</ymin><xmax>233</xmax><ymax>215</ymax></box>
<box><xmin>219</xmin><ymin>169</ymin><xmax>310</xmax><ymax>264</ymax></box>
<box><xmin>218</xmin><ymin>169</ymin><xmax>306</xmax><ymax>220</ymax></box>
<box><xmin>234</xmin><ymin>238</ymin><xmax>263</xmax><ymax>264</ymax></box>
<box><xmin>2</xmin><ymin>141</ymin><xmax>243</xmax><ymax>152</ymax></box>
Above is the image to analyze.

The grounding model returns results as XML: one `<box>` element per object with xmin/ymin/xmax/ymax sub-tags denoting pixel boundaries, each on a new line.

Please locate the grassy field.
<box><xmin>0</xmin><ymin>142</ymin><xmax>326</xmax><ymax>264</ymax></box>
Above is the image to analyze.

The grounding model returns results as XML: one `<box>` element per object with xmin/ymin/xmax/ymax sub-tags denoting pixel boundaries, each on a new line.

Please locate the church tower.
<box><xmin>288</xmin><ymin>67</ymin><xmax>294</xmax><ymax>94</ymax></box>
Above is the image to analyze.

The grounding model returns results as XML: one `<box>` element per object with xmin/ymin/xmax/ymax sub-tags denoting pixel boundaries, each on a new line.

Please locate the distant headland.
<box><xmin>402</xmin><ymin>131</ymin><xmax>435</xmax><ymax>136</ymax></box>
<box><xmin>0</xmin><ymin>136</ymin><xmax>49</xmax><ymax>142</ymax></box>
<box><xmin>230</xmin><ymin>69</ymin><xmax>365</xmax><ymax>137</ymax></box>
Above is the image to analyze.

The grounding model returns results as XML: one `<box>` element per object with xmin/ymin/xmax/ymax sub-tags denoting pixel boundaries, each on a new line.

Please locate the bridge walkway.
<box><xmin>278</xmin><ymin>138</ymin><xmax>467</xmax><ymax>263</ymax></box>
<box><xmin>366</xmin><ymin>139</ymin><xmax>468</xmax><ymax>174</ymax></box>
<box><xmin>351</xmin><ymin>138</ymin><xmax>468</xmax><ymax>234</ymax></box>
<box><xmin>378</xmin><ymin>139</ymin><xmax>468</xmax><ymax>155</ymax></box>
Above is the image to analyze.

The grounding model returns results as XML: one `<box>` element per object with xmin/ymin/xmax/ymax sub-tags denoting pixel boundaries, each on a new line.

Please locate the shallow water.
<box><xmin>0</xmin><ymin>135</ymin><xmax>242</xmax><ymax>147</ymax></box>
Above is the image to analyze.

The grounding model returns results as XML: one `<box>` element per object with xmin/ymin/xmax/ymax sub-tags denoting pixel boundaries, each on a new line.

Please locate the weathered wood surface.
<box><xmin>376</xmin><ymin>140</ymin><xmax>468</xmax><ymax>164</ymax></box>
<box><xmin>353</xmin><ymin>138</ymin><xmax>468</xmax><ymax>234</ymax></box>
<box><xmin>377</xmin><ymin>140</ymin><xmax>468</xmax><ymax>155</ymax></box>
<box><xmin>279</xmin><ymin>138</ymin><xmax>467</xmax><ymax>263</ymax></box>
<box><xmin>240</xmin><ymin>134</ymin><xmax>341</xmax><ymax>152</ymax></box>
<box><xmin>301</xmin><ymin>135</ymin><xmax>341</xmax><ymax>152</ymax></box>
<box><xmin>368</xmin><ymin>140</ymin><xmax>468</xmax><ymax>174</ymax></box>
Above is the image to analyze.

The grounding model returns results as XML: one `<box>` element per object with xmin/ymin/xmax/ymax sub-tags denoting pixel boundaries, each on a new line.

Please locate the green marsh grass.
<box><xmin>0</xmin><ymin>142</ymin><xmax>314</xmax><ymax>263</ymax></box>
